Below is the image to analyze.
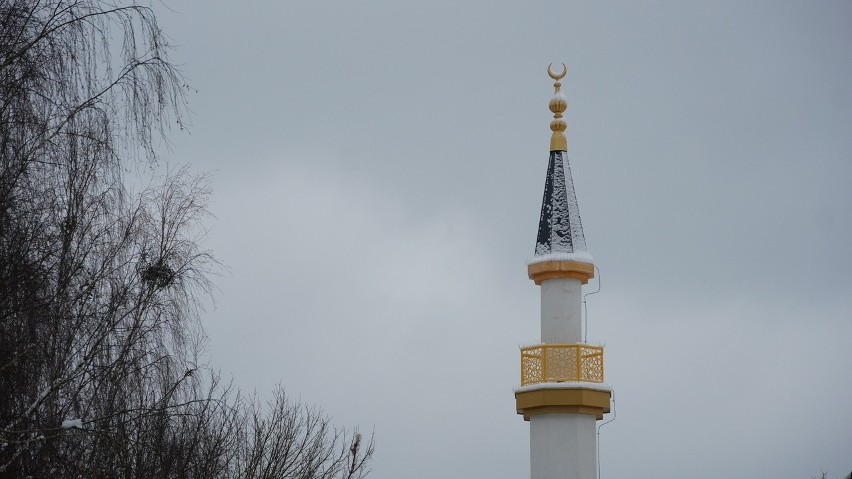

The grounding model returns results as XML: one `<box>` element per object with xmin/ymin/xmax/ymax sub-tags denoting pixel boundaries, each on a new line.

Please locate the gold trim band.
<box><xmin>515</xmin><ymin>387</ymin><xmax>611</xmax><ymax>421</ymax></box>
<box><xmin>527</xmin><ymin>260</ymin><xmax>594</xmax><ymax>285</ymax></box>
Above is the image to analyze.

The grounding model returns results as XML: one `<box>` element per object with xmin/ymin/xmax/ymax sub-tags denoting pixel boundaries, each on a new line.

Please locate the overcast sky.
<box><xmin>154</xmin><ymin>1</ymin><xmax>851</xmax><ymax>478</ymax></box>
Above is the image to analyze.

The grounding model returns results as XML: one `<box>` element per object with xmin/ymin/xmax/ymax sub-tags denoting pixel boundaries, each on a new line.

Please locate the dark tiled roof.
<box><xmin>534</xmin><ymin>150</ymin><xmax>587</xmax><ymax>257</ymax></box>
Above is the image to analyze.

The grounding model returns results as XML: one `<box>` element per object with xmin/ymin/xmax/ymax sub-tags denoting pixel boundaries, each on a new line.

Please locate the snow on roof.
<box><xmin>527</xmin><ymin>251</ymin><xmax>594</xmax><ymax>267</ymax></box>
<box><xmin>533</xmin><ymin>150</ymin><xmax>589</xmax><ymax>258</ymax></box>
<box><xmin>513</xmin><ymin>381</ymin><xmax>612</xmax><ymax>394</ymax></box>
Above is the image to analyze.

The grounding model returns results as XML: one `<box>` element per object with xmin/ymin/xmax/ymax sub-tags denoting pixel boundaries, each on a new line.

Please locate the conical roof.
<box><xmin>533</xmin><ymin>150</ymin><xmax>589</xmax><ymax>259</ymax></box>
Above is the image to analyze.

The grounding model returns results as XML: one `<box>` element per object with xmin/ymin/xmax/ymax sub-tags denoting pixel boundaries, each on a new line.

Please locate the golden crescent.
<box><xmin>547</xmin><ymin>62</ymin><xmax>567</xmax><ymax>81</ymax></box>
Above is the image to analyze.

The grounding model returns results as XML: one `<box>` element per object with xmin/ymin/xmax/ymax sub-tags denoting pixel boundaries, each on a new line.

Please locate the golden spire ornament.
<box><xmin>547</xmin><ymin>63</ymin><xmax>568</xmax><ymax>152</ymax></box>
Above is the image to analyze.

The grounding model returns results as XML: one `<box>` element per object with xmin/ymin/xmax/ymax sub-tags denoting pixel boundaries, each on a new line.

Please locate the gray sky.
<box><xmin>156</xmin><ymin>1</ymin><xmax>852</xmax><ymax>478</ymax></box>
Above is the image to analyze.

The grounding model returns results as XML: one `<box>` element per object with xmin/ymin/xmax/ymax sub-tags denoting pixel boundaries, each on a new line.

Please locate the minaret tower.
<box><xmin>515</xmin><ymin>64</ymin><xmax>612</xmax><ymax>479</ymax></box>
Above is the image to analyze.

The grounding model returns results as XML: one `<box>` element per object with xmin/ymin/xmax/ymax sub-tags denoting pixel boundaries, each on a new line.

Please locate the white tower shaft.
<box><xmin>540</xmin><ymin>277</ymin><xmax>583</xmax><ymax>344</ymax></box>
<box><xmin>530</xmin><ymin>414</ymin><xmax>597</xmax><ymax>479</ymax></box>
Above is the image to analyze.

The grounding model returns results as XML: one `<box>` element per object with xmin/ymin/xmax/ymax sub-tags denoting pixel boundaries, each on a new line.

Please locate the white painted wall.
<box><xmin>540</xmin><ymin>278</ymin><xmax>582</xmax><ymax>343</ymax></box>
<box><xmin>530</xmin><ymin>413</ymin><xmax>597</xmax><ymax>479</ymax></box>
<box><xmin>531</xmin><ymin>277</ymin><xmax>598</xmax><ymax>479</ymax></box>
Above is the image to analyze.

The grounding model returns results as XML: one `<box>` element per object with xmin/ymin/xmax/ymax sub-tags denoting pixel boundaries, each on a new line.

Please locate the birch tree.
<box><xmin>0</xmin><ymin>2</ymin><xmax>373</xmax><ymax>477</ymax></box>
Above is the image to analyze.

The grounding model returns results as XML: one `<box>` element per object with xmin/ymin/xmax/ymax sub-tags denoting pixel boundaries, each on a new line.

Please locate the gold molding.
<box><xmin>527</xmin><ymin>260</ymin><xmax>594</xmax><ymax>285</ymax></box>
<box><xmin>548</xmin><ymin>63</ymin><xmax>568</xmax><ymax>152</ymax></box>
<box><xmin>515</xmin><ymin>387</ymin><xmax>611</xmax><ymax>421</ymax></box>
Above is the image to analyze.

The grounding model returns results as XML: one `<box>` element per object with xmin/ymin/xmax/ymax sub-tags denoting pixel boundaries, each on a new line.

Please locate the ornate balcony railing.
<box><xmin>520</xmin><ymin>344</ymin><xmax>604</xmax><ymax>386</ymax></box>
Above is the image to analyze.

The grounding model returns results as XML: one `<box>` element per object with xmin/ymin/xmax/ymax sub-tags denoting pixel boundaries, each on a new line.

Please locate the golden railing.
<box><xmin>520</xmin><ymin>344</ymin><xmax>604</xmax><ymax>386</ymax></box>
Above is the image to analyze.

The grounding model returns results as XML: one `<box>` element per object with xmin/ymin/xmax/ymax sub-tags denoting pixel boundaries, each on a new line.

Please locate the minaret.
<box><xmin>515</xmin><ymin>64</ymin><xmax>612</xmax><ymax>479</ymax></box>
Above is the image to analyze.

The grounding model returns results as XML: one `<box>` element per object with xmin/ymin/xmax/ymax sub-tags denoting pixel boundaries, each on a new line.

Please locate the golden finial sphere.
<box><xmin>549</xmin><ymin>96</ymin><xmax>567</xmax><ymax>114</ymax></box>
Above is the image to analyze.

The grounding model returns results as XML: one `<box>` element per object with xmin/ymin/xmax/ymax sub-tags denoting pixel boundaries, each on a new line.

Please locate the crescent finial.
<box><xmin>547</xmin><ymin>63</ymin><xmax>568</xmax><ymax>151</ymax></box>
<box><xmin>547</xmin><ymin>62</ymin><xmax>567</xmax><ymax>81</ymax></box>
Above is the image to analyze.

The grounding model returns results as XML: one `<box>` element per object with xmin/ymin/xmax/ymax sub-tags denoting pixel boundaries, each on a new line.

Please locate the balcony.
<box><xmin>520</xmin><ymin>344</ymin><xmax>604</xmax><ymax>386</ymax></box>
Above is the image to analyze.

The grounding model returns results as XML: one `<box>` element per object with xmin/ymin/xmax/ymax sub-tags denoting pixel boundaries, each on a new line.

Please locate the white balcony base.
<box><xmin>514</xmin><ymin>382</ymin><xmax>612</xmax><ymax>394</ymax></box>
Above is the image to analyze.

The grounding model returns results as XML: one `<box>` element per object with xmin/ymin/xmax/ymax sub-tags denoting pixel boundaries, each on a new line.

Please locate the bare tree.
<box><xmin>1</xmin><ymin>2</ymin><xmax>197</xmax><ymax>475</ymax></box>
<box><xmin>811</xmin><ymin>470</ymin><xmax>852</xmax><ymax>479</ymax></box>
<box><xmin>0</xmin><ymin>1</ymin><xmax>373</xmax><ymax>478</ymax></box>
<box><xmin>227</xmin><ymin>387</ymin><xmax>374</xmax><ymax>479</ymax></box>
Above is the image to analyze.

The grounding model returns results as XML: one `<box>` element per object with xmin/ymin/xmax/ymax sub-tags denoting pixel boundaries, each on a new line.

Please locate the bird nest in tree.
<box><xmin>140</xmin><ymin>259</ymin><xmax>175</xmax><ymax>288</ymax></box>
